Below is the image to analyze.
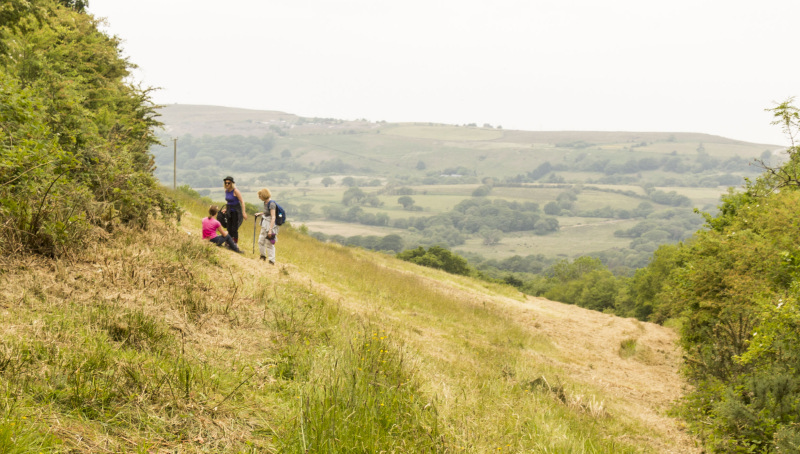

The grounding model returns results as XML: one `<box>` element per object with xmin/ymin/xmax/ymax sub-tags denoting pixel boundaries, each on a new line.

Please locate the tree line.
<box><xmin>318</xmin><ymin>195</ymin><xmax>561</xmax><ymax>247</ymax></box>
<box><xmin>507</xmin><ymin>150</ymin><xmax>758</xmax><ymax>186</ymax></box>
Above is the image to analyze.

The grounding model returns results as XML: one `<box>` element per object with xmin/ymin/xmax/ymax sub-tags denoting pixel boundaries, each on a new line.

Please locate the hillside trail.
<box><xmin>507</xmin><ymin>296</ymin><xmax>695</xmax><ymax>451</ymax></box>
<box><xmin>182</xmin><ymin>217</ymin><xmax>698</xmax><ymax>452</ymax></box>
<box><xmin>388</xmin><ymin>268</ymin><xmax>698</xmax><ymax>453</ymax></box>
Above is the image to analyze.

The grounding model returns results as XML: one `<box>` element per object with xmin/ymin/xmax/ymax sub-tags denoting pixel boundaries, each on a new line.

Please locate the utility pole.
<box><xmin>173</xmin><ymin>138</ymin><xmax>178</xmax><ymax>190</ymax></box>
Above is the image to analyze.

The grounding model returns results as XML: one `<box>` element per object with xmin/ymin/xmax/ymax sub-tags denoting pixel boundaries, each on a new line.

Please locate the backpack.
<box><xmin>274</xmin><ymin>202</ymin><xmax>287</xmax><ymax>226</ymax></box>
<box><xmin>216</xmin><ymin>209</ymin><xmax>228</xmax><ymax>229</ymax></box>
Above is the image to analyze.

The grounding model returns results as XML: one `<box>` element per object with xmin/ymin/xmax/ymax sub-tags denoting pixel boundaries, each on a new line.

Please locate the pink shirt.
<box><xmin>202</xmin><ymin>217</ymin><xmax>221</xmax><ymax>240</ymax></box>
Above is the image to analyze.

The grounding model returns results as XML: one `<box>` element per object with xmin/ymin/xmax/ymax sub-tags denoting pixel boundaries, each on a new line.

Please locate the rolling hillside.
<box><xmin>6</xmin><ymin>3</ymin><xmax>796</xmax><ymax>451</ymax></box>
<box><xmin>151</xmin><ymin>104</ymin><xmax>783</xmax><ymax>271</ymax></box>
<box><xmin>0</xmin><ymin>197</ymin><xmax>699</xmax><ymax>452</ymax></box>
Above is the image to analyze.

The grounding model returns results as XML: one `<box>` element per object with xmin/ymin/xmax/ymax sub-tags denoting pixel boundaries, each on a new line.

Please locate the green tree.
<box><xmin>648</xmin><ymin>101</ymin><xmax>800</xmax><ymax>451</ymax></box>
<box><xmin>472</xmin><ymin>185</ymin><xmax>491</xmax><ymax>197</ymax></box>
<box><xmin>364</xmin><ymin>194</ymin><xmax>383</xmax><ymax>207</ymax></box>
<box><xmin>57</xmin><ymin>0</ymin><xmax>87</xmax><ymax>11</ymax></box>
<box><xmin>342</xmin><ymin>187</ymin><xmax>365</xmax><ymax>206</ymax></box>
<box><xmin>378</xmin><ymin>234</ymin><xmax>404</xmax><ymax>252</ymax></box>
<box><xmin>397</xmin><ymin>195</ymin><xmax>415</xmax><ymax>210</ymax></box>
<box><xmin>575</xmin><ymin>269</ymin><xmax>620</xmax><ymax>311</ymax></box>
<box><xmin>616</xmin><ymin>243</ymin><xmax>682</xmax><ymax>321</ymax></box>
<box><xmin>529</xmin><ymin>161</ymin><xmax>552</xmax><ymax>180</ymax></box>
<box><xmin>752</xmin><ymin>98</ymin><xmax>800</xmax><ymax>189</ymax></box>
<box><xmin>543</xmin><ymin>201</ymin><xmax>561</xmax><ymax>215</ymax></box>
<box><xmin>540</xmin><ymin>257</ymin><xmax>621</xmax><ymax>312</ymax></box>
<box><xmin>547</xmin><ymin>257</ymin><xmax>604</xmax><ymax>283</ymax></box>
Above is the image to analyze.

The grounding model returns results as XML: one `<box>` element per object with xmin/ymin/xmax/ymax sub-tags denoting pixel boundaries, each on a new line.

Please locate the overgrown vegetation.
<box><xmin>397</xmin><ymin>245</ymin><xmax>472</xmax><ymax>276</ymax></box>
<box><xmin>632</xmin><ymin>100</ymin><xmax>800</xmax><ymax>451</ymax></box>
<box><xmin>0</xmin><ymin>0</ymin><xmax>176</xmax><ymax>258</ymax></box>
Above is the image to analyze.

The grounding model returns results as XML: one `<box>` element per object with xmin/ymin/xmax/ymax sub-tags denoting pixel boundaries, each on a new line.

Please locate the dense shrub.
<box><xmin>642</xmin><ymin>102</ymin><xmax>800</xmax><ymax>451</ymax></box>
<box><xmin>397</xmin><ymin>245</ymin><xmax>472</xmax><ymax>276</ymax></box>
<box><xmin>0</xmin><ymin>1</ymin><xmax>176</xmax><ymax>257</ymax></box>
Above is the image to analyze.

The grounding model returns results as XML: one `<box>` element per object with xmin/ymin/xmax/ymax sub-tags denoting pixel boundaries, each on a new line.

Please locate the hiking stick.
<box><xmin>252</xmin><ymin>215</ymin><xmax>258</xmax><ymax>254</ymax></box>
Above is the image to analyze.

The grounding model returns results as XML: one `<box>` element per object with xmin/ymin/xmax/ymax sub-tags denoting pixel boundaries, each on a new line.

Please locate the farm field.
<box><xmin>203</xmin><ymin>180</ymin><xmax>722</xmax><ymax>268</ymax></box>
<box><xmin>457</xmin><ymin>218</ymin><xmax>638</xmax><ymax>259</ymax></box>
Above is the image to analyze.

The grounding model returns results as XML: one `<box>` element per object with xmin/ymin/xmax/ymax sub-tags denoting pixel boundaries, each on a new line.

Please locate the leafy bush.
<box><xmin>397</xmin><ymin>245</ymin><xmax>472</xmax><ymax>276</ymax></box>
<box><xmin>0</xmin><ymin>0</ymin><xmax>176</xmax><ymax>257</ymax></box>
<box><xmin>649</xmin><ymin>101</ymin><xmax>800</xmax><ymax>451</ymax></box>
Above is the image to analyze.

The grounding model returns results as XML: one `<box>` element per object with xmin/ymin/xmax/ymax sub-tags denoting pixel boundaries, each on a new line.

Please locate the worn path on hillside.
<box><xmin>381</xmin><ymin>266</ymin><xmax>698</xmax><ymax>453</ymax></box>
<box><xmin>184</xmin><ymin>217</ymin><xmax>699</xmax><ymax>452</ymax></box>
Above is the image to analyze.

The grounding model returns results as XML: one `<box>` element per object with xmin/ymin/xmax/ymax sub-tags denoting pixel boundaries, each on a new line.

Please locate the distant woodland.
<box><xmin>154</xmin><ymin>131</ymin><xmax>761</xmax><ymax>189</ymax></box>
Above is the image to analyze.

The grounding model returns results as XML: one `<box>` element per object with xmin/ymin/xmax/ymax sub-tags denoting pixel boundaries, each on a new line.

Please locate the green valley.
<box><xmin>152</xmin><ymin>104</ymin><xmax>780</xmax><ymax>272</ymax></box>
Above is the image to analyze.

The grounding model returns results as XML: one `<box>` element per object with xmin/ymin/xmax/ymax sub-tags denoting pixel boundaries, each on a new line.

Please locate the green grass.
<box><xmin>455</xmin><ymin>220</ymin><xmax>638</xmax><ymax>259</ymax></box>
<box><xmin>0</xmin><ymin>188</ymin><xmax>691</xmax><ymax>451</ymax></box>
<box><xmin>276</xmin><ymin>231</ymin><xmax>670</xmax><ymax>451</ymax></box>
<box><xmin>619</xmin><ymin>338</ymin><xmax>639</xmax><ymax>359</ymax></box>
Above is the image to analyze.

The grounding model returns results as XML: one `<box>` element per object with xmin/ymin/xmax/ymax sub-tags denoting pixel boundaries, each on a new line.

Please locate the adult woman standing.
<box><xmin>255</xmin><ymin>188</ymin><xmax>279</xmax><ymax>264</ymax></box>
<box><xmin>223</xmin><ymin>176</ymin><xmax>247</xmax><ymax>243</ymax></box>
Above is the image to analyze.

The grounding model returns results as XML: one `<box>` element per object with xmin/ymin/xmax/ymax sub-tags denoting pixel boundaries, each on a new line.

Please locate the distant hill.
<box><xmin>151</xmin><ymin>104</ymin><xmax>783</xmax><ymax>272</ymax></box>
<box><xmin>157</xmin><ymin>104</ymin><xmax>300</xmax><ymax>137</ymax></box>
<box><xmin>157</xmin><ymin>104</ymin><xmax>778</xmax><ymax>148</ymax></box>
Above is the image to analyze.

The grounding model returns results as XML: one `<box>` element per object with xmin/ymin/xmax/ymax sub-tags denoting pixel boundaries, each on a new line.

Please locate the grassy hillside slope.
<box><xmin>0</xmin><ymin>192</ymin><xmax>698</xmax><ymax>453</ymax></box>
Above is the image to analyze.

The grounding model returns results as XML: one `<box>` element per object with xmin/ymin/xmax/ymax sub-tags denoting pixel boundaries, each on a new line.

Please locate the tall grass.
<box><xmin>0</xmin><ymin>192</ymin><xmax>682</xmax><ymax>452</ymax></box>
<box><xmin>273</xmin><ymin>229</ymin><xmax>661</xmax><ymax>452</ymax></box>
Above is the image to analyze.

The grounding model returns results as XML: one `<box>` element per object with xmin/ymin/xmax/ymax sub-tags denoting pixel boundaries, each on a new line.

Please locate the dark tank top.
<box><xmin>225</xmin><ymin>189</ymin><xmax>239</xmax><ymax>211</ymax></box>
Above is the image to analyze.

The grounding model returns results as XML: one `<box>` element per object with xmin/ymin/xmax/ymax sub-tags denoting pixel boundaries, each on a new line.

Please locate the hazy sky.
<box><xmin>88</xmin><ymin>0</ymin><xmax>798</xmax><ymax>145</ymax></box>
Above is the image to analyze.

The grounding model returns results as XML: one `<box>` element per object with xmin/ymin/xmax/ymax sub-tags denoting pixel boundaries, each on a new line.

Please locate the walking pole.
<box><xmin>252</xmin><ymin>215</ymin><xmax>258</xmax><ymax>255</ymax></box>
